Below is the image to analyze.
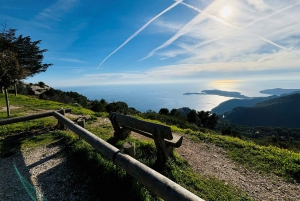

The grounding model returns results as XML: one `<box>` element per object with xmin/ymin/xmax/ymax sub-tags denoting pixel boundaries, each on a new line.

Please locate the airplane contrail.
<box><xmin>179</xmin><ymin>1</ymin><xmax>300</xmax><ymax>56</ymax></box>
<box><xmin>97</xmin><ymin>0</ymin><xmax>183</xmax><ymax>68</ymax></box>
<box><xmin>141</xmin><ymin>1</ymin><xmax>300</xmax><ymax>61</ymax></box>
<box><xmin>139</xmin><ymin>11</ymin><xmax>207</xmax><ymax>61</ymax></box>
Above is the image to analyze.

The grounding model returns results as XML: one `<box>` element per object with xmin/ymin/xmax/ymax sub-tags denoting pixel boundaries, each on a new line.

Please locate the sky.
<box><xmin>1</xmin><ymin>0</ymin><xmax>300</xmax><ymax>87</ymax></box>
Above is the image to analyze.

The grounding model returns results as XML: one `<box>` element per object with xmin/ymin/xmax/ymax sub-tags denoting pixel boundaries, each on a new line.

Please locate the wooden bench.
<box><xmin>109</xmin><ymin>112</ymin><xmax>183</xmax><ymax>164</ymax></box>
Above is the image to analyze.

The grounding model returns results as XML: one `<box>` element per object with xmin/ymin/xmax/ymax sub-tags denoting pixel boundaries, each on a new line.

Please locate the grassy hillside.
<box><xmin>1</xmin><ymin>94</ymin><xmax>299</xmax><ymax>200</ymax></box>
<box><xmin>211</xmin><ymin>96</ymin><xmax>276</xmax><ymax>114</ymax></box>
<box><xmin>224</xmin><ymin>93</ymin><xmax>300</xmax><ymax>127</ymax></box>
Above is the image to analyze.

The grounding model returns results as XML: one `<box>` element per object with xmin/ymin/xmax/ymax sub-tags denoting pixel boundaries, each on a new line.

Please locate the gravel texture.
<box><xmin>1</xmin><ymin>116</ymin><xmax>299</xmax><ymax>201</ymax></box>
<box><xmin>0</xmin><ymin>140</ymin><xmax>88</xmax><ymax>201</ymax></box>
<box><xmin>176</xmin><ymin>138</ymin><xmax>300</xmax><ymax>201</ymax></box>
<box><xmin>131</xmin><ymin>131</ymin><xmax>300</xmax><ymax>201</ymax></box>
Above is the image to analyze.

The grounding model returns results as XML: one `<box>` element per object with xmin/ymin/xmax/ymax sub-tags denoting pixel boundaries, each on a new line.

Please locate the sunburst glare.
<box><xmin>221</xmin><ymin>6</ymin><xmax>232</xmax><ymax>17</ymax></box>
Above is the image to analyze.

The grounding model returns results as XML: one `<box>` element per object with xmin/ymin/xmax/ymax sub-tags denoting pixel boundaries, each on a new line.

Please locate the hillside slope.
<box><xmin>211</xmin><ymin>96</ymin><xmax>276</xmax><ymax>114</ymax></box>
<box><xmin>1</xmin><ymin>94</ymin><xmax>300</xmax><ymax>200</ymax></box>
<box><xmin>224</xmin><ymin>93</ymin><xmax>300</xmax><ymax>127</ymax></box>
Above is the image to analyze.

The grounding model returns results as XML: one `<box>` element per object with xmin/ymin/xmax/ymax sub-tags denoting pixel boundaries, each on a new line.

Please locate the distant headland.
<box><xmin>183</xmin><ymin>90</ymin><xmax>249</xmax><ymax>99</ymax></box>
<box><xmin>184</xmin><ymin>88</ymin><xmax>300</xmax><ymax>99</ymax></box>
<box><xmin>260</xmin><ymin>88</ymin><xmax>300</xmax><ymax>96</ymax></box>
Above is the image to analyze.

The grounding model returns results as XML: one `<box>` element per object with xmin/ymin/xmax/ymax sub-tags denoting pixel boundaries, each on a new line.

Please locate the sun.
<box><xmin>221</xmin><ymin>6</ymin><xmax>232</xmax><ymax>18</ymax></box>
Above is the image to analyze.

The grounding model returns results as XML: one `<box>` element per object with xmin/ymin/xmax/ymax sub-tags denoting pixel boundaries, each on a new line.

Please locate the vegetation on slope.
<box><xmin>224</xmin><ymin>93</ymin><xmax>300</xmax><ymax>127</ymax></box>
<box><xmin>211</xmin><ymin>96</ymin><xmax>276</xmax><ymax>114</ymax></box>
<box><xmin>1</xmin><ymin>91</ymin><xmax>300</xmax><ymax>200</ymax></box>
<box><xmin>0</xmin><ymin>94</ymin><xmax>253</xmax><ymax>200</ymax></box>
<box><xmin>134</xmin><ymin>116</ymin><xmax>300</xmax><ymax>183</ymax></box>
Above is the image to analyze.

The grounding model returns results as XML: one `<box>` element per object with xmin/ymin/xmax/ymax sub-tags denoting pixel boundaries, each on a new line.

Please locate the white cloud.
<box><xmin>37</xmin><ymin>0</ymin><xmax>79</xmax><ymax>21</ymax></box>
<box><xmin>58</xmin><ymin>58</ymin><xmax>86</xmax><ymax>63</ymax></box>
<box><xmin>152</xmin><ymin>19</ymin><xmax>184</xmax><ymax>34</ymax></box>
<box><xmin>140</xmin><ymin>12</ymin><xmax>209</xmax><ymax>61</ymax></box>
<box><xmin>140</xmin><ymin>0</ymin><xmax>300</xmax><ymax>71</ymax></box>
<box><xmin>50</xmin><ymin>49</ymin><xmax>300</xmax><ymax>87</ymax></box>
<box><xmin>246</xmin><ymin>0</ymin><xmax>269</xmax><ymax>11</ymax></box>
<box><xmin>97</xmin><ymin>0</ymin><xmax>182</xmax><ymax>68</ymax></box>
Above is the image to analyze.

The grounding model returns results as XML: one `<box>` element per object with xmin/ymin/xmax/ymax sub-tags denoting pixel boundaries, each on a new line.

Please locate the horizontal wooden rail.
<box><xmin>111</xmin><ymin>112</ymin><xmax>173</xmax><ymax>140</ymax></box>
<box><xmin>0</xmin><ymin>109</ymin><xmax>71</xmax><ymax>126</ymax></box>
<box><xmin>52</xmin><ymin>111</ymin><xmax>203</xmax><ymax>201</ymax></box>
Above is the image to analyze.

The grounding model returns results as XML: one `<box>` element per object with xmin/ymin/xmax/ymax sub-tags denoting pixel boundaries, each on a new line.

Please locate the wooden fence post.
<box><xmin>78</xmin><ymin>118</ymin><xmax>85</xmax><ymax>128</ymax></box>
<box><xmin>59</xmin><ymin>109</ymin><xmax>65</xmax><ymax>130</ymax></box>
<box><xmin>123</xmin><ymin>142</ymin><xmax>135</xmax><ymax>158</ymax></box>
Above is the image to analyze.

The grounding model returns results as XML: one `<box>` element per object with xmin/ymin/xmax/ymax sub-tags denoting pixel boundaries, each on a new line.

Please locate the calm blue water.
<box><xmin>58</xmin><ymin>80</ymin><xmax>300</xmax><ymax>112</ymax></box>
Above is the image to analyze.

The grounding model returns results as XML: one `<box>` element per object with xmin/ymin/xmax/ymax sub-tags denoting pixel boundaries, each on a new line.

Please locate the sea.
<box><xmin>58</xmin><ymin>80</ymin><xmax>300</xmax><ymax>113</ymax></box>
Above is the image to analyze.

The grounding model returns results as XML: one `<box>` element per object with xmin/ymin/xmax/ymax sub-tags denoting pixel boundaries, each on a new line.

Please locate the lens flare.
<box><xmin>221</xmin><ymin>6</ymin><xmax>232</xmax><ymax>17</ymax></box>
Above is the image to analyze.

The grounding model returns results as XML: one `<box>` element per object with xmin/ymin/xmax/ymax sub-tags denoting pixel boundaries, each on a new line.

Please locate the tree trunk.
<box><xmin>4</xmin><ymin>88</ymin><xmax>10</xmax><ymax>117</ymax></box>
<box><xmin>14</xmin><ymin>82</ymin><xmax>17</xmax><ymax>96</ymax></box>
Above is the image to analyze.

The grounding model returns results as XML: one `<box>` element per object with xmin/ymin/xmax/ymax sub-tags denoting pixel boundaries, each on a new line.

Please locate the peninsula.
<box><xmin>183</xmin><ymin>89</ymin><xmax>249</xmax><ymax>99</ymax></box>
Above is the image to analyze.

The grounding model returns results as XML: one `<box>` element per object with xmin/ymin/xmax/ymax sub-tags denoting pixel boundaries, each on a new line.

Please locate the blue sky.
<box><xmin>1</xmin><ymin>0</ymin><xmax>300</xmax><ymax>87</ymax></box>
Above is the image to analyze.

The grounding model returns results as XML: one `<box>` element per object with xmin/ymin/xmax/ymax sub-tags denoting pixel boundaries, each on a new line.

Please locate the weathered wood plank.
<box><xmin>110</xmin><ymin>112</ymin><xmax>173</xmax><ymax>140</ymax></box>
<box><xmin>0</xmin><ymin>109</ymin><xmax>71</xmax><ymax>126</ymax></box>
<box><xmin>122</xmin><ymin>125</ymin><xmax>183</xmax><ymax>147</ymax></box>
<box><xmin>53</xmin><ymin>111</ymin><xmax>203</xmax><ymax>201</ymax></box>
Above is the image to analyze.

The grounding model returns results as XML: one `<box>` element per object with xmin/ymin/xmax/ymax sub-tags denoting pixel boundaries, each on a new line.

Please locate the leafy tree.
<box><xmin>206</xmin><ymin>113</ymin><xmax>219</xmax><ymax>129</ymax></box>
<box><xmin>0</xmin><ymin>26</ymin><xmax>52</xmax><ymax>95</ymax></box>
<box><xmin>40</xmin><ymin>88</ymin><xmax>89</xmax><ymax>107</ymax></box>
<box><xmin>159</xmin><ymin>108</ymin><xmax>169</xmax><ymax>115</ymax></box>
<box><xmin>0</xmin><ymin>27</ymin><xmax>52</xmax><ymax>76</ymax></box>
<box><xmin>90</xmin><ymin>99</ymin><xmax>107</xmax><ymax>112</ymax></box>
<box><xmin>197</xmin><ymin>110</ymin><xmax>219</xmax><ymax>129</ymax></box>
<box><xmin>170</xmin><ymin>108</ymin><xmax>180</xmax><ymax>116</ymax></box>
<box><xmin>0</xmin><ymin>50</ymin><xmax>28</xmax><ymax>116</ymax></box>
<box><xmin>105</xmin><ymin>101</ymin><xmax>129</xmax><ymax>114</ymax></box>
<box><xmin>38</xmin><ymin>81</ymin><xmax>46</xmax><ymax>88</ymax></box>
<box><xmin>187</xmin><ymin>109</ymin><xmax>199</xmax><ymax>124</ymax></box>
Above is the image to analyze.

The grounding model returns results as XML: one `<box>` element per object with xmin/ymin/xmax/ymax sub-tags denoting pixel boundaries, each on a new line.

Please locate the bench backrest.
<box><xmin>109</xmin><ymin>112</ymin><xmax>173</xmax><ymax>140</ymax></box>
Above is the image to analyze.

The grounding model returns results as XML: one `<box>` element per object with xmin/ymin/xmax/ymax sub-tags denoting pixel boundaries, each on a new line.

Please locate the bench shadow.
<box><xmin>106</xmin><ymin>136</ymin><xmax>168</xmax><ymax>172</ymax></box>
<box><xmin>0</xmin><ymin>129</ymin><xmax>49</xmax><ymax>201</ymax></box>
<box><xmin>1</xmin><ymin>126</ymin><xmax>161</xmax><ymax>200</ymax></box>
<box><xmin>50</xmin><ymin>136</ymin><xmax>146</xmax><ymax>201</ymax></box>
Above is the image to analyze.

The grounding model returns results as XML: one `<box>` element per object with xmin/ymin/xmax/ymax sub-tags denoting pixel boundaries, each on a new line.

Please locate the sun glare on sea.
<box><xmin>221</xmin><ymin>6</ymin><xmax>232</xmax><ymax>17</ymax></box>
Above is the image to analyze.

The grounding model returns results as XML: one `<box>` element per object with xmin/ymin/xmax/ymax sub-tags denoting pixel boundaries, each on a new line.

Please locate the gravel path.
<box><xmin>176</xmin><ymin>137</ymin><xmax>300</xmax><ymax>201</ymax></box>
<box><xmin>0</xmin><ymin>140</ymin><xmax>87</xmax><ymax>201</ymax></box>
<box><xmin>1</xmin><ymin>117</ymin><xmax>299</xmax><ymax>201</ymax></box>
<box><xmin>131</xmin><ymin>132</ymin><xmax>300</xmax><ymax>201</ymax></box>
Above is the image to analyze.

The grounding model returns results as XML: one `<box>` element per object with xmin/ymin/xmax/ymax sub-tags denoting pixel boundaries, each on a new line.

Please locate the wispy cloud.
<box><xmin>37</xmin><ymin>0</ymin><xmax>79</xmax><ymax>21</ymax></box>
<box><xmin>97</xmin><ymin>0</ymin><xmax>183</xmax><ymax>68</ymax></box>
<box><xmin>142</xmin><ymin>0</ymin><xmax>300</xmax><ymax>61</ymax></box>
<box><xmin>58</xmin><ymin>58</ymin><xmax>86</xmax><ymax>63</ymax></box>
<box><xmin>246</xmin><ymin>0</ymin><xmax>269</xmax><ymax>11</ymax></box>
<box><xmin>139</xmin><ymin>11</ymin><xmax>208</xmax><ymax>61</ymax></box>
<box><xmin>53</xmin><ymin>49</ymin><xmax>300</xmax><ymax>87</ymax></box>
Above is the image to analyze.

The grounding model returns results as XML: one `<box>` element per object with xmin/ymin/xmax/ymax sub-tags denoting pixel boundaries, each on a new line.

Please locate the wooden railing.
<box><xmin>1</xmin><ymin>110</ymin><xmax>203</xmax><ymax>201</ymax></box>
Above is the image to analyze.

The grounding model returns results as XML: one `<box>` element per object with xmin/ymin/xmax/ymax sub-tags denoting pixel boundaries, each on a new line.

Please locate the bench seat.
<box><xmin>109</xmin><ymin>112</ymin><xmax>183</xmax><ymax>164</ymax></box>
<box><xmin>121</xmin><ymin>125</ymin><xmax>183</xmax><ymax>148</ymax></box>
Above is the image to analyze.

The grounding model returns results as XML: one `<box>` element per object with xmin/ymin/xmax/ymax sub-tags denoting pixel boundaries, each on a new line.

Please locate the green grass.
<box><xmin>0</xmin><ymin>94</ymin><xmax>94</xmax><ymax>116</ymax></box>
<box><xmin>55</xmin><ymin>129</ymin><xmax>252</xmax><ymax>201</ymax></box>
<box><xmin>135</xmin><ymin>117</ymin><xmax>300</xmax><ymax>183</ymax></box>
<box><xmin>3</xmin><ymin>94</ymin><xmax>299</xmax><ymax>200</ymax></box>
<box><xmin>194</xmin><ymin>133</ymin><xmax>300</xmax><ymax>182</ymax></box>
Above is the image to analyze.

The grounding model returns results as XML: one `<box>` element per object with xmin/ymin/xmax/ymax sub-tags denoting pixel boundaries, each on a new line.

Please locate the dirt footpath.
<box><xmin>176</xmin><ymin>137</ymin><xmax>300</xmax><ymax>201</ymax></box>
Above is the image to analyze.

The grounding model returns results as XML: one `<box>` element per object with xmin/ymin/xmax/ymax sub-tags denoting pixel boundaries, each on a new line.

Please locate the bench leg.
<box><xmin>153</xmin><ymin>129</ymin><xmax>170</xmax><ymax>166</ymax></box>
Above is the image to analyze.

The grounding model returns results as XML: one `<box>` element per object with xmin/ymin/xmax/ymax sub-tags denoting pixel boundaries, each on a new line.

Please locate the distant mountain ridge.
<box><xmin>260</xmin><ymin>88</ymin><xmax>300</xmax><ymax>96</ymax></box>
<box><xmin>211</xmin><ymin>96</ymin><xmax>276</xmax><ymax>114</ymax></box>
<box><xmin>223</xmin><ymin>93</ymin><xmax>300</xmax><ymax>128</ymax></box>
<box><xmin>211</xmin><ymin>88</ymin><xmax>300</xmax><ymax>114</ymax></box>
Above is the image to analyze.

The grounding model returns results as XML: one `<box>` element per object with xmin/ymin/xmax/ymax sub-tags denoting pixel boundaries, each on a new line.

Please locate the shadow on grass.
<box><xmin>0</xmin><ymin>125</ymin><xmax>160</xmax><ymax>201</ymax></box>
<box><xmin>0</xmin><ymin>127</ymin><xmax>56</xmax><ymax>201</ymax></box>
<box><xmin>60</xmin><ymin>134</ymin><xmax>160</xmax><ymax>201</ymax></box>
